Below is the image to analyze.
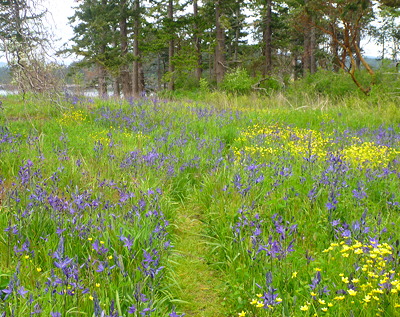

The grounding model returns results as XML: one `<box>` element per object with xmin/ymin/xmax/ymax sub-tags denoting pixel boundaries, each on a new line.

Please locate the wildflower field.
<box><xmin>0</xmin><ymin>95</ymin><xmax>399</xmax><ymax>317</ymax></box>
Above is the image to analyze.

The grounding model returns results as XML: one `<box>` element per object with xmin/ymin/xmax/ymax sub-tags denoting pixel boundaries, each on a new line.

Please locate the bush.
<box><xmin>220</xmin><ymin>68</ymin><xmax>256</xmax><ymax>95</ymax></box>
<box><xmin>286</xmin><ymin>69</ymin><xmax>365</xmax><ymax>98</ymax></box>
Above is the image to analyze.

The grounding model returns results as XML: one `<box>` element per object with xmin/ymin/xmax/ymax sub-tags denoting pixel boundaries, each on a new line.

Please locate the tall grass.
<box><xmin>0</xmin><ymin>90</ymin><xmax>399</xmax><ymax>316</ymax></box>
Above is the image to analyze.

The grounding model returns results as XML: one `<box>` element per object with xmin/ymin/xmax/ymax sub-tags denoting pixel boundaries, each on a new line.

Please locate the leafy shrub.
<box><xmin>287</xmin><ymin>69</ymin><xmax>365</xmax><ymax>98</ymax></box>
<box><xmin>199</xmin><ymin>78</ymin><xmax>210</xmax><ymax>93</ymax></box>
<box><xmin>221</xmin><ymin>68</ymin><xmax>256</xmax><ymax>95</ymax></box>
<box><xmin>174</xmin><ymin>73</ymin><xmax>200</xmax><ymax>91</ymax></box>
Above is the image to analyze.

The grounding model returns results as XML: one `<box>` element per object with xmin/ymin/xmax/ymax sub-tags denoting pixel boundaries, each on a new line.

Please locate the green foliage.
<box><xmin>221</xmin><ymin>68</ymin><xmax>256</xmax><ymax>95</ymax></box>
<box><xmin>287</xmin><ymin>69</ymin><xmax>372</xmax><ymax>98</ymax></box>
<box><xmin>172</xmin><ymin>73</ymin><xmax>200</xmax><ymax>91</ymax></box>
<box><xmin>199</xmin><ymin>78</ymin><xmax>210</xmax><ymax>93</ymax></box>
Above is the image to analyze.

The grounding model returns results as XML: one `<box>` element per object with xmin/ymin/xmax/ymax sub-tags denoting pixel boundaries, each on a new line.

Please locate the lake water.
<box><xmin>0</xmin><ymin>89</ymin><xmax>17</xmax><ymax>96</ymax></box>
<box><xmin>0</xmin><ymin>89</ymin><xmax>147</xmax><ymax>98</ymax></box>
<box><xmin>0</xmin><ymin>89</ymin><xmax>100</xmax><ymax>97</ymax></box>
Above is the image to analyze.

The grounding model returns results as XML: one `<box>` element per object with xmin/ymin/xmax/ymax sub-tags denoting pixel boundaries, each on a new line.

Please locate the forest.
<box><xmin>0</xmin><ymin>0</ymin><xmax>399</xmax><ymax>97</ymax></box>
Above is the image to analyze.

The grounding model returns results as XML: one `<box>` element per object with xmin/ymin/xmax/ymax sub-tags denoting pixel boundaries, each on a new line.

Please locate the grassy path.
<box><xmin>169</xmin><ymin>202</ymin><xmax>227</xmax><ymax>316</ymax></box>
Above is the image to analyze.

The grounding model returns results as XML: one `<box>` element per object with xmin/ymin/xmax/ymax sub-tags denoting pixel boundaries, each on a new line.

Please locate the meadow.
<box><xmin>0</xmin><ymin>90</ymin><xmax>399</xmax><ymax>317</ymax></box>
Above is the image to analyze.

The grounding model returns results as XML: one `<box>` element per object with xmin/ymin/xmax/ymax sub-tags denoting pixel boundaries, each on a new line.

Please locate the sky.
<box><xmin>1</xmin><ymin>0</ymin><xmax>383</xmax><ymax>65</ymax></box>
<box><xmin>44</xmin><ymin>0</ymin><xmax>77</xmax><ymax>64</ymax></box>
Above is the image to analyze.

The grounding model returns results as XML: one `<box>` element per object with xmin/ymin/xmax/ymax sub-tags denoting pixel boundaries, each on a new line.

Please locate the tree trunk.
<box><xmin>355</xmin><ymin>29</ymin><xmax>361</xmax><ymax>69</ymax></box>
<box><xmin>139</xmin><ymin>62</ymin><xmax>145</xmax><ymax>94</ymax></box>
<box><xmin>194</xmin><ymin>0</ymin><xmax>202</xmax><ymax>81</ymax></box>
<box><xmin>113</xmin><ymin>77</ymin><xmax>120</xmax><ymax>97</ymax></box>
<box><xmin>291</xmin><ymin>55</ymin><xmax>297</xmax><ymax>81</ymax></box>
<box><xmin>303</xmin><ymin>30</ymin><xmax>311</xmax><ymax>75</ymax></box>
<box><xmin>215</xmin><ymin>0</ymin><xmax>225</xmax><ymax>85</ymax></box>
<box><xmin>98</xmin><ymin>0</ymin><xmax>108</xmax><ymax>98</ymax></box>
<box><xmin>264</xmin><ymin>0</ymin><xmax>272</xmax><ymax>76</ymax></box>
<box><xmin>119</xmin><ymin>0</ymin><xmax>132</xmax><ymax>98</ymax></box>
<box><xmin>157</xmin><ymin>53</ymin><xmax>162</xmax><ymax>91</ymax></box>
<box><xmin>98</xmin><ymin>63</ymin><xmax>108</xmax><ymax>98</ymax></box>
<box><xmin>168</xmin><ymin>0</ymin><xmax>174</xmax><ymax>91</ymax></box>
<box><xmin>302</xmin><ymin>0</ymin><xmax>313</xmax><ymax>75</ymax></box>
<box><xmin>330</xmin><ymin>24</ymin><xmax>340</xmax><ymax>72</ymax></box>
<box><xmin>132</xmin><ymin>0</ymin><xmax>140</xmax><ymax>98</ymax></box>
<box><xmin>234</xmin><ymin>27</ymin><xmax>239</xmax><ymax>63</ymax></box>
<box><xmin>310</xmin><ymin>18</ymin><xmax>317</xmax><ymax>74</ymax></box>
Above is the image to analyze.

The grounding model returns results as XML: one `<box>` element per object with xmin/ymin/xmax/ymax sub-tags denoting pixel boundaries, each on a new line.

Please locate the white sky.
<box><xmin>1</xmin><ymin>0</ymin><xmax>383</xmax><ymax>65</ymax></box>
<box><xmin>44</xmin><ymin>0</ymin><xmax>77</xmax><ymax>64</ymax></box>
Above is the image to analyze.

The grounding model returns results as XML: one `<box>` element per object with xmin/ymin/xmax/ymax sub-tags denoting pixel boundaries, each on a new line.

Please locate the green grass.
<box><xmin>0</xmin><ymin>91</ymin><xmax>399</xmax><ymax>316</ymax></box>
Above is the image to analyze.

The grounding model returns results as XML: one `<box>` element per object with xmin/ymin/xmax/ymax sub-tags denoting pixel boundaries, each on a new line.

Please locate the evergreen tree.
<box><xmin>69</xmin><ymin>0</ymin><xmax>120</xmax><ymax>96</ymax></box>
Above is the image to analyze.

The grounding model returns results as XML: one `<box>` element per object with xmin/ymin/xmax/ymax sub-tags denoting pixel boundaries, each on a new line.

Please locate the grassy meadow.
<box><xmin>0</xmin><ymin>89</ymin><xmax>399</xmax><ymax>317</ymax></box>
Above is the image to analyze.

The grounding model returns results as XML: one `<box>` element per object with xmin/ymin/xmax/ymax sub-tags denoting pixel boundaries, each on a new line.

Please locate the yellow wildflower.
<box><xmin>348</xmin><ymin>289</ymin><xmax>357</xmax><ymax>296</ymax></box>
<box><xmin>300</xmin><ymin>305</ymin><xmax>310</xmax><ymax>311</ymax></box>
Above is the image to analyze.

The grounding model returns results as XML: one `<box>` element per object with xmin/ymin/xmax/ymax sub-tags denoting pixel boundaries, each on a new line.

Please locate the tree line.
<box><xmin>0</xmin><ymin>0</ymin><xmax>399</xmax><ymax>96</ymax></box>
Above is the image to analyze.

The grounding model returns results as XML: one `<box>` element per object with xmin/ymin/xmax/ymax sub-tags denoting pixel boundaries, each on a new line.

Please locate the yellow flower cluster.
<box><xmin>234</xmin><ymin>124</ymin><xmax>399</xmax><ymax>169</ymax></box>
<box><xmin>342</xmin><ymin>142</ymin><xmax>400</xmax><ymax>169</ymax></box>
<box><xmin>58</xmin><ymin>110</ymin><xmax>87</xmax><ymax>125</ymax></box>
<box><xmin>286</xmin><ymin>128</ymin><xmax>328</xmax><ymax>158</ymax></box>
<box><xmin>234</xmin><ymin>124</ymin><xmax>330</xmax><ymax>160</ymax></box>
<box><xmin>248</xmin><ymin>293</ymin><xmax>282</xmax><ymax>311</ymax></box>
<box><xmin>233</xmin><ymin>145</ymin><xmax>277</xmax><ymax>159</ymax></box>
<box><xmin>88</xmin><ymin>127</ymin><xmax>149</xmax><ymax>144</ymax></box>
<box><xmin>90</xmin><ymin>130</ymin><xmax>110</xmax><ymax>144</ymax></box>
<box><xmin>135</xmin><ymin>131</ymin><xmax>149</xmax><ymax>140</ymax></box>
<box><xmin>300</xmin><ymin>240</ymin><xmax>400</xmax><ymax>314</ymax></box>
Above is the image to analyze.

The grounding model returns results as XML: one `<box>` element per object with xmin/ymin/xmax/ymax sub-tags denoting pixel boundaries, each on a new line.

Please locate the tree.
<box><xmin>119</xmin><ymin>0</ymin><xmax>132</xmax><ymax>97</ymax></box>
<box><xmin>372</xmin><ymin>1</ymin><xmax>400</xmax><ymax>61</ymax></box>
<box><xmin>167</xmin><ymin>0</ymin><xmax>175</xmax><ymax>90</ymax></box>
<box><xmin>193</xmin><ymin>0</ymin><xmax>202</xmax><ymax>81</ymax></box>
<box><xmin>0</xmin><ymin>0</ymin><xmax>57</xmax><ymax>94</ymax></box>
<box><xmin>215</xmin><ymin>0</ymin><xmax>226</xmax><ymax>84</ymax></box>
<box><xmin>305</xmin><ymin>0</ymin><xmax>376</xmax><ymax>94</ymax></box>
<box><xmin>69</xmin><ymin>0</ymin><xmax>119</xmax><ymax>96</ymax></box>
<box><xmin>132</xmin><ymin>0</ymin><xmax>141</xmax><ymax>97</ymax></box>
<box><xmin>302</xmin><ymin>0</ymin><xmax>317</xmax><ymax>74</ymax></box>
<box><xmin>264</xmin><ymin>0</ymin><xmax>273</xmax><ymax>75</ymax></box>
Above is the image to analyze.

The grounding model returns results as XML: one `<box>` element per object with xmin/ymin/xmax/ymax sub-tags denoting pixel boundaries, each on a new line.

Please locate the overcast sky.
<box><xmin>45</xmin><ymin>0</ymin><xmax>76</xmax><ymax>64</ymax></box>
<box><xmin>1</xmin><ymin>0</ymin><xmax>382</xmax><ymax>65</ymax></box>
